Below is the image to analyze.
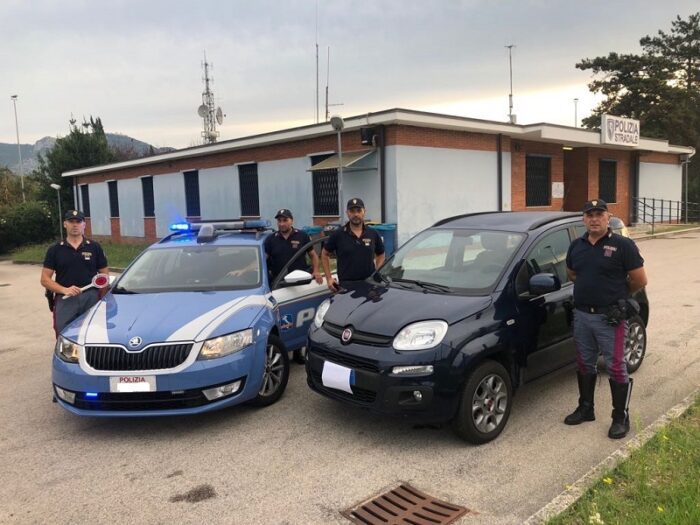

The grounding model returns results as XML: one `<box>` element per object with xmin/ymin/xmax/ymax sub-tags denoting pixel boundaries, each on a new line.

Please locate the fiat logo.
<box><xmin>128</xmin><ymin>336</ymin><xmax>142</xmax><ymax>348</ymax></box>
<box><xmin>341</xmin><ymin>328</ymin><xmax>352</xmax><ymax>344</ymax></box>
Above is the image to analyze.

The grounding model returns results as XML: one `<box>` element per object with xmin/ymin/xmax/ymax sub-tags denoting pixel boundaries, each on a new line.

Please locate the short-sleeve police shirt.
<box><xmin>264</xmin><ymin>229</ymin><xmax>313</xmax><ymax>278</ymax></box>
<box><xmin>566</xmin><ymin>230</ymin><xmax>644</xmax><ymax>307</ymax></box>
<box><xmin>43</xmin><ymin>238</ymin><xmax>108</xmax><ymax>288</ymax></box>
<box><xmin>323</xmin><ymin>223</ymin><xmax>385</xmax><ymax>282</ymax></box>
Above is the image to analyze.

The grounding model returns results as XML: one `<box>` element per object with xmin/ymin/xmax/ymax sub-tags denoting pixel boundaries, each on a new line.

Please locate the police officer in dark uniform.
<box><xmin>261</xmin><ymin>208</ymin><xmax>322</xmax><ymax>283</ymax></box>
<box><xmin>40</xmin><ymin>210</ymin><xmax>109</xmax><ymax>336</ymax></box>
<box><xmin>564</xmin><ymin>199</ymin><xmax>647</xmax><ymax>439</ymax></box>
<box><xmin>321</xmin><ymin>198</ymin><xmax>385</xmax><ymax>291</ymax></box>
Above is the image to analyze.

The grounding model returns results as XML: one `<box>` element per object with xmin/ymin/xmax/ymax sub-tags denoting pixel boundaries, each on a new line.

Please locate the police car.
<box><xmin>52</xmin><ymin>220</ymin><xmax>331</xmax><ymax>416</ymax></box>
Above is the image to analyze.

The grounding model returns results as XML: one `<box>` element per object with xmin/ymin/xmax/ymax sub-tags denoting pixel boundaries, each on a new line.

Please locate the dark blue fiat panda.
<box><xmin>306</xmin><ymin>212</ymin><xmax>648</xmax><ymax>444</ymax></box>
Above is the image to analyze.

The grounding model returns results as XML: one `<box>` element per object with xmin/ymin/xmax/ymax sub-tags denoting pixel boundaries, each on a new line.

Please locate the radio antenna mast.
<box><xmin>324</xmin><ymin>46</ymin><xmax>343</xmax><ymax>121</ymax></box>
<box><xmin>198</xmin><ymin>52</ymin><xmax>224</xmax><ymax>144</ymax></box>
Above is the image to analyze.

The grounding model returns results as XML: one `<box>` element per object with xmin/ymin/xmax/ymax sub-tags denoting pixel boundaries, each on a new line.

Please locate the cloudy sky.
<box><xmin>1</xmin><ymin>0</ymin><xmax>698</xmax><ymax>150</ymax></box>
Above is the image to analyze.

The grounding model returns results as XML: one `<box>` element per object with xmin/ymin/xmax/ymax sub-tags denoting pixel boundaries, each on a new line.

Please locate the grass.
<box><xmin>10</xmin><ymin>240</ymin><xmax>152</xmax><ymax>269</ymax></box>
<box><xmin>547</xmin><ymin>394</ymin><xmax>700</xmax><ymax>525</ymax></box>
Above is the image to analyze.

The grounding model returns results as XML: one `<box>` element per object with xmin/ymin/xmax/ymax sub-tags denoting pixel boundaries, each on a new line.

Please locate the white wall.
<box><xmin>118</xmin><ymin>178</ymin><xmax>144</xmax><ymax>237</ymax></box>
<box><xmin>154</xmin><ymin>173</ymin><xmax>187</xmax><ymax>237</ymax></box>
<box><xmin>639</xmin><ymin>162</ymin><xmax>682</xmax><ymax>201</ymax></box>
<box><xmin>200</xmin><ymin>166</ymin><xmax>239</xmax><ymax>220</ymax></box>
<box><xmin>258</xmin><ymin>157</ymin><xmax>316</xmax><ymax>227</ymax></box>
<box><xmin>89</xmin><ymin>182</ymin><xmax>110</xmax><ymax>236</ymax></box>
<box><xmin>388</xmin><ymin>145</ymin><xmax>508</xmax><ymax>243</ymax></box>
<box><xmin>342</xmin><ymin>168</ymin><xmax>382</xmax><ymax>223</ymax></box>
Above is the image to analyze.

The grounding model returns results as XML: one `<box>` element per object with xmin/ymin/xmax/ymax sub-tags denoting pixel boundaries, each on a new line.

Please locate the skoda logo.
<box><xmin>128</xmin><ymin>336</ymin><xmax>143</xmax><ymax>349</ymax></box>
<box><xmin>341</xmin><ymin>328</ymin><xmax>352</xmax><ymax>344</ymax></box>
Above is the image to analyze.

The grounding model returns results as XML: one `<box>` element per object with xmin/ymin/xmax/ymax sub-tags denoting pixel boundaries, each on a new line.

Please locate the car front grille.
<box><xmin>309</xmin><ymin>369</ymin><xmax>376</xmax><ymax>406</ymax></box>
<box><xmin>85</xmin><ymin>343</ymin><xmax>193</xmax><ymax>371</ymax></box>
<box><xmin>323</xmin><ymin>322</ymin><xmax>393</xmax><ymax>347</ymax></box>
<box><xmin>309</xmin><ymin>346</ymin><xmax>381</xmax><ymax>373</ymax></box>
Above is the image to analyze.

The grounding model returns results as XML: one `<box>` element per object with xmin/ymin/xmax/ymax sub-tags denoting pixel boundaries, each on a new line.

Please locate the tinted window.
<box><xmin>141</xmin><ymin>176</ymin><xmax>155</xmax><ymax>217</ymax></box>
<box><xmin>108</xmin><ymin>181</ymin><xmax>119</xmax><ymax>218</ymax></box>
<box><xmin>184</xmin><ymin>170</ymin><xmax>200</xmax><ymax>217</ymax></box>
<box><xmin>526</xmin><ymin>156</ymin><xmax>551</xmax><ymax>207</ymax></box>
<box><xmin>526</xmin><ymin>229</ymin><xmax>571</xmax><ymax>284</ymax></box>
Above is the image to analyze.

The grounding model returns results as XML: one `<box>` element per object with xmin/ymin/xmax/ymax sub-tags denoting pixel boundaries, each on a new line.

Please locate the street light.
<box><xmin>574</xmin><ymin>98</ymin><xmax>579</xmax><ymax>127</ymax></box>
<box><xmin>50</xmin><ymin>183</ymin><xmax>63</xmax><ymax>241</ymax></box>
<box><xmin>330</xmin><ymin>115</ymin><xmax>345</xmax><ymax>217</ymax></box>
<box><xmin>10</xmin><ymin>95</ymin><xmax>26</xmax><ymax>202</ymax></box>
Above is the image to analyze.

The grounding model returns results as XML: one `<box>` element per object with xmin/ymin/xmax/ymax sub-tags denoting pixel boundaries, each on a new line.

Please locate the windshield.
<box><xmin>115</xmin><ymin>245</ymin><xmax>261</xmax><ymax>293</ymax></box>
<box><xmin>378</xmin><ymin>229</ymin><xmax>525</xmax><ymax>293</ymax></box>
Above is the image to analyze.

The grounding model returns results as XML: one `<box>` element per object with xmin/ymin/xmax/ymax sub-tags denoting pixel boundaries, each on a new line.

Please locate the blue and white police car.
<box><xmin>53</xmin><ymin>220</ymin><xmax>331</xmax><ymax>416</ymax></box>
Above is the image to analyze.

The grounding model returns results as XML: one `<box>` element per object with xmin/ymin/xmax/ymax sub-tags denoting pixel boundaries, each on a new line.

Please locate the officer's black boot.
<box><xmin>564</xmin><ymin>372</ymin><xmax>596</xmax><ymax>425</ymax></box>
<box><xmin>608</xmin><ymin>378</ymin><xmax>633</xmax><ymax>439</ymax></box>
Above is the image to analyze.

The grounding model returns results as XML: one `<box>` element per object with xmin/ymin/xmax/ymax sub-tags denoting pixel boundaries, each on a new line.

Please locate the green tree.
<box><xmin>577</xmin><ymin>12</ymin><xmax>700</xmax><ymax>204</ymax></box>
<box><xmin>30</xmin><ymin>116</ymin><xmax>116</xmax><ymax>215</ymax></box>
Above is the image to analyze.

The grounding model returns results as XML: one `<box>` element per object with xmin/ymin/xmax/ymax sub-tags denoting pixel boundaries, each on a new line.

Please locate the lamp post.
<box><xmin>50</xmin><ymin>183</ymin><xmax>63</xmax><ymax>241</ymax></box>
<box><xmin>10</xmin><ymin>95</ymin><xmax>26</xmax><ymax>202</ymax></box>
<box><xmin>574</xmin><ymin>98</ymin><xmax>579</xmax><ymax>127</ymax></box>
<box><xmin>330</xmin><ymin>115</ymin><xmax>345</xmax><ymax>218</ymax></box>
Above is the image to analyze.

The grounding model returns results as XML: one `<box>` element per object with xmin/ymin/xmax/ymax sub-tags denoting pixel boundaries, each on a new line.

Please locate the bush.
<box><xmin>0</xmin><ymin>201</ymin><xmax>56</xmax><ymax>253</ymax></box>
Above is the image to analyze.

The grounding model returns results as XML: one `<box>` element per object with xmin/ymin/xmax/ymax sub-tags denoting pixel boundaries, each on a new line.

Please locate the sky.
<box><xmin>1</xmin><ymin>0</ymin><xmax>698</xmax><ymax>150</ymax></box>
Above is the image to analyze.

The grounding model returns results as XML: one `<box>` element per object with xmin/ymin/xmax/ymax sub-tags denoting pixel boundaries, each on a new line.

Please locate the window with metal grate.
<box><xmin>599</xmin><ymin>160</ymin><xmax>617</xmax><ymax>203</ymax></box>
<box><xmin>238</xmin><ymin>164</ymin><xmax>260</xmax><ymax>216</ymax></box>
<box><xmin>80</xmin><ymin>184</ymin><xmax>91</xmax><ymax>217</ymax></box>
<box><xmin>311</xmin><ymin>154</ymin><xmax>338</xmax><ymax>216</ymax></box>
<box><xmin>526</xmin><ymin>155</ymin><xmax>551</xmax><ymax>207</ymax></box>
<box><xmin>108</xmin><ymin>180</ymin><xmax>120</xmax><ymax>218</ymax></box>
<box><xmin>141</xmin><ymin>176</ymin><xmax>155</xmax><ymax>217</ymax></box>
<box><xmin>183</xmin><ymin>170</ymin><xmax>200</xmax><ymax>217</ymax></box>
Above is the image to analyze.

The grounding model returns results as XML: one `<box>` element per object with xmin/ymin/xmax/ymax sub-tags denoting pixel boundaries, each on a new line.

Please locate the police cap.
<box><xmin>582</xmin><ymin>199</ymin><xmax>608</xmax><ymax>213</ymax></box>
<box><xmin>64</xmin><ymin>209</ymin><xmax>86</xmax><ymax>221</ymax></box>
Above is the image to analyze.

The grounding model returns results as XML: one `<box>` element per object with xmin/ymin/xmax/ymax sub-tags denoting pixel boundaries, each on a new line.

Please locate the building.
<box><xmin>63</xmin><ymin>108</ymin><xmax>695</xmax><ymax>245</ymax></box>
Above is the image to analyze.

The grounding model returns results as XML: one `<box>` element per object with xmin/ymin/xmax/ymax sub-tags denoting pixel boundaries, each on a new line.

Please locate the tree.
<box><xmin>577</xmin><ymin>12</ymin><xmax>700</xmax><ymax>204</ymax></box>
<box><xmin>30</xmin><ymin>116</ymin><xmax>116</xmax><ymax>215</ymax></box>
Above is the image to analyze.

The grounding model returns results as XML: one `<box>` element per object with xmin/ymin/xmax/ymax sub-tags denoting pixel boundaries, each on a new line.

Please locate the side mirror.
<box><xmin>528</xmin><ymin>273</ymin><xmax>561</xmax><ymax>296</ymax></box>
<box><xmin>283</xmin><ymin>270</ymin><xmax>314</xmax><ymax>286</ymax></box>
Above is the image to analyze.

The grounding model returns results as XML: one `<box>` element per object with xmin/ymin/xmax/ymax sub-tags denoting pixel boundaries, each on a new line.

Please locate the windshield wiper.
<box><xmin>112</xmin><ymin>286</ymin><xmax>139</xmax><ymax>295</ymax></box>
<box><xmin>393</xmin><ymin>278</ymin><xmax>453</xmax><ymax>293</ymax></box>
<box><xmin>373</xmin><ymin>272</ymin><xmax>391</xmax><ymax>285</ymax></box>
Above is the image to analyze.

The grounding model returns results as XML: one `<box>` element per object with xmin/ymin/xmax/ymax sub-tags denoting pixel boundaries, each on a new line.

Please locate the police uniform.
<box><xmin>264</xmin><ymin>228</ymin><xmax>313</xmax><ymax>279</ymax></box>
<box><xmin>564</xmin><ymin>199</ymin><xmax>644</xmax><ymax>439</ymax></box>
<box><xmin>43</xmin><ymin>211</ymin><xmax>108</xmax><ymax>334</ymax></box>
<box><xmin>323</xmin><ymin>221</ymin><xmax>385</xmax><ymax>283</ymax></box>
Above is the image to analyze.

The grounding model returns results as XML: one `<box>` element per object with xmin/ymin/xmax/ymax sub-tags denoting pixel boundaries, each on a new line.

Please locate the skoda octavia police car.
<box><xmin>53</xmin><ymin>220</ymin><xmax>330</xmax><ymax>416</ymax></box>
<box><xmin>306</xmin><ymin>212</ymin><xmax>648</xmax><ymax>444</ymax></box>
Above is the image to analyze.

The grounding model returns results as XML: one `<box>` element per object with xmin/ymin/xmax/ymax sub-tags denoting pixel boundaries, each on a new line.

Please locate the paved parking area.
<box><xmin>1</xmin><ymin>232</ymin><xmax>698</xmax><ymax>524</ymax></box>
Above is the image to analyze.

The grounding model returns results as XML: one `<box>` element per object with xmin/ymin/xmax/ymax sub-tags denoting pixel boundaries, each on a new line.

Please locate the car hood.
<box><xmin>324</xmin><ymin>281</ymin><xmax>492</xmax><ymax>336</ymax></box>
<box><xmin>62</xmin><ymin>290</ymin><xmax>272</xmax><ymax>346</ymax></box>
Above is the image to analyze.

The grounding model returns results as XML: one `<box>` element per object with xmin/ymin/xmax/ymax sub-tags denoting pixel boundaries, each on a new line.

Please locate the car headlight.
<box><xmin>55</xmin><ymin>336</ymin><xmax>82</xmax><ymax>363</ymax></box>
<box><xmin>393</xmin><ymin>320</ymin><xmax>448</xmax><ymax>351</ymax></box>
<box><xmin>199</xmin><ymin>329</ymin><xmax>253</xmax><ymax>360</ymax></box>
<box><xmin>313</xmin><ymin>299</ymin><xmax>331</xmax><ymax>328</ymax></box>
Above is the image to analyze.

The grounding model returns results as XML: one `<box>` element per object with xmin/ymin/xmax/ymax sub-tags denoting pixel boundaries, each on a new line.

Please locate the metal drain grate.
<box><xmin>342</xmin><ymin>483</ymin><xmax>469</xmax><ymax>525</ymax></box>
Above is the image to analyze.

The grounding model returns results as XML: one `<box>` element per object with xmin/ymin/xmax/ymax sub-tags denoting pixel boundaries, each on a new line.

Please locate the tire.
<box><xmin>250</xmin><ymin>335</ymin><xmax>290</xmax><ymax>407</ymax></box>
<box><xmin>293</xmin><ymin>346</ymin><xmax>307</xmax><ymax>364</ymax></box>
<box><xmin>452</xmin><ymin>360</ymin><xmax>513</xmax><ymax>444</ymax></box>
<box><xmin>625</xmin><ymin>315</ymin><xmax>646</xmax><ymax>374</ymax></box>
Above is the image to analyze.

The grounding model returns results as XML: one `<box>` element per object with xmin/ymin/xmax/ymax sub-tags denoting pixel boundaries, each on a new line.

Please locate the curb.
<box><xmin>523</xmin><ymin>388</ymin><xmax>699</xmax><ymax>524</ymax></box>
<box><xmin>630</xmin><ymin>225</ymin><xmax>700</xmax><ymax>241</ymax></box>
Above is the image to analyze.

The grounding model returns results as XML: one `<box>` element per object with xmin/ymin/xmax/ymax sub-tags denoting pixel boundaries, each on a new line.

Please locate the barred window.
<box><xmin>141</xmin><ymin>176</ymin><xmax>155</xmax><ymax>217</ymax></box>
<box><xmin>108</xmin><ymin>180</ymin><xmax>119</xmax><ymax>218</ymax></box>
<box><xmin>599</xmin><ymin>160</ymin><xmax>617</xmax><ymax>203</ymax></box>
<box><xmin>238</xmin><ymin>164</ymin><xmax>260</xmax><ymax>216</ymax></box>
<box><xmin>80</xmin><ymin>184</ymin><xmax>91</xmax><ymax>217</ymax></box>
<box><xmin>526</xmin><ymin>155</ymin><xmax>551</xmax><ymax>207</ymax></box>
<box><xmin>311</xmin><ymin>154</ymin><xmax>338</xmax><ymax>216</ymax></box>
<box><xmin>183</xmin><ymin>170</ymin><xmax>200</xmax><ymax>217</ymax></box>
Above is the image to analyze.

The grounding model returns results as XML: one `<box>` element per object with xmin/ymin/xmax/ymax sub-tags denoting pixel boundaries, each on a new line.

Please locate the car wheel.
<box><xmin>293</xmin><ymin>346</ymin><xmax>307</xmax><ymax>364</ymax></box>
<box><xmin>625</xmin><ymin>315</ymin><xmax>646</xmax><ymax>374</ymax></box>
<box><xmin>452</xmin><ymin>360</ymin><xmax>512</xmax><ymax>444</ymax></box>
<box><xmin>251</xmin><ymin>335</ymin><xmax>290</xmax><ymax>407</ymax></box>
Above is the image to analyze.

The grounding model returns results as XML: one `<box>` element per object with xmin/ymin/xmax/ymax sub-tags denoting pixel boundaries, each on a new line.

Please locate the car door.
<box><xmin>515</xmin><ymin>228</ymin><xmax>576</xmax><ymax>381</ymax></box>
<box><xmin>270</xmin><ymin>237</ymin><xmax>332</xmax><ymax>351</ymax></box>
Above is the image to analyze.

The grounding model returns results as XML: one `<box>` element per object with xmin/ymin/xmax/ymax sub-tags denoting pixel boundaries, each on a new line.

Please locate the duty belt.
<box><xmin>575</xmin><ymin>304</ymin><xmax>611</xmax><ymax>314</ymax></box>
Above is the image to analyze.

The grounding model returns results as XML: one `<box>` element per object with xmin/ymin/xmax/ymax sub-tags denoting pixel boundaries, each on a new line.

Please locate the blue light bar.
<box><xmin>169</xmin><ymin>222</ymin><xmax>192</xmax><ymax>232</ymax></box>
<box><xmin>85</xmin><ymin>392</ymin><xmax>98</xmax><ymax>398</ymax></box>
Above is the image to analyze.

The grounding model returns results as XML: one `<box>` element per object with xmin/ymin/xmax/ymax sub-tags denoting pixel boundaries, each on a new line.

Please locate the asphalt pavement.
<box><xmin>0</xmin><ymin>231</ymin><xmax>698</xmax><ymax>525</ymax></box>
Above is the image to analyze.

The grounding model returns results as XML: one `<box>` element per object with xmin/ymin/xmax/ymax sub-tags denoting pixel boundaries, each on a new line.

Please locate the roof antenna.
<box><xmin>198</xmin><ymin>51</ymin><xmax>225</xmax><ymax>144</ymax></box>
<box><xmin>506</xmin><ymin>44</ymin><xmax>516</xmax><ymax>124</ymax></box>
<box><xmin>324</xmin><ymin>46</ymin><xmax>343</xmax><ymax>121</ymax></box>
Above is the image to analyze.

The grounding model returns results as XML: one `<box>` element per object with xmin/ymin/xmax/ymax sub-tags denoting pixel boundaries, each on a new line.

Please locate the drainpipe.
<box><xmin>497</xmin><ymin>134</ymin><xmax>503</xmax><ymax>211</ymax></box>
<box><xmin>631</xmin><ymin>152</ymin><xmax>640</xmax><ymax>224</ymax></box>
<box><xmin>378</xmin><ymin>125</ymin><xmax>386</xmax><ymax>222</ymax></box>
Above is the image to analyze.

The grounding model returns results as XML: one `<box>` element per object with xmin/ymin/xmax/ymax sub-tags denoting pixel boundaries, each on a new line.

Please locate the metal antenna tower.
<box><xmin>198</xmin><ymin>53</ymin><xmax>224</xmax><ymax>144</ymax></box>
<box><xmin>506</xmin><ymin>44</ymin><xmax>516</xmax><ymax>124</ymax></box>
<box><xmin>324</xmin><ymin>46</ymin><xmax>343</xmax><ymax>121</ymax></box>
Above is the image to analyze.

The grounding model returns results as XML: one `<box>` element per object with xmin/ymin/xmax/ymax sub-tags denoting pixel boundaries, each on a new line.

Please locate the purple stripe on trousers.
<box><xmin>610</xmin><ymin>321</ymin><xmax>627</xmax><ymax>383</ymax></box>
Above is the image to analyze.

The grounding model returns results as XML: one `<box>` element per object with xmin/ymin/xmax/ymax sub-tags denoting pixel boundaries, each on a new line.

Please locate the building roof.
<box><xmin>62</xmin><ymin>108</ymin><xmax>696</xmax><ymax>178</ymax></box>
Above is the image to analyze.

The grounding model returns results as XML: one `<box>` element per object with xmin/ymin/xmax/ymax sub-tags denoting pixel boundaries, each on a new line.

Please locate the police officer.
<box><xmin>263</xmin><ymin>208</ymin><xmax>323</xmax><ymax>283</ymax></box>
<box><xmin>564</xmin><ymin>199</ymin><xmax>647</xmax><ymax>439</ymax></box>
<box><xmin>40</xmin><ymin>210</ymin><xmax>109</xmax><ymax>336</ymax></box>
<box><xmin>321</xmin><ymin>198</ymin><xmax>385</xmax><ymax>292</ymax></box>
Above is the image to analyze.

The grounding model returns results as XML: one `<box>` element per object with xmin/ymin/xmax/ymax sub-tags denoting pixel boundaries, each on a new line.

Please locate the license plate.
<box><xmin>109</xmin><ymin>375</ymin><xmax>156</xmax><ymax>393</ymax></box>
<box><xmin>321</xmin><ymin>361</ymin><xmax>355</xmax><ymax>394</ymax></box>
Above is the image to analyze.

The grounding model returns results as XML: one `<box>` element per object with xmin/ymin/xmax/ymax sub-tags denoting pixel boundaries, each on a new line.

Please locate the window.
<box><xmin>141</xmin><ymin>177</ymin><xmax>154</xmax><ymax>217</ymax></box>
<box><xmin>80</xmin><ymin>184</ymin><xmax>91</xmax><ymax>217</ymax></box>
<box><xmin>526</xmin><ymin>229</ymin><xmax>571</xmax><ymax>284</ymax></box>
<box><xmin>599</xmin><ymin>160</ymin><xmax>617</xmax><ymax>203</ymax></box>
<box><xmin>526</xmin><ymin>155</ymin><xmax>551</xmax><ymax>207</ymax></box>
<box><xmin>311</xmin><ymin>154</ymin><xmax>338</xmax><ymax>216</ymax></box>
<box><xmin>107</xmin><ymin>181</ymin><xmax>119</xmax><ymax>218</ymax></box>
<box><xmin>238</xmin><ymin>164</ymin><xmax>260</xmax><ymax>217</ymax></box>
<box><xmin>183</xmin><ymin>170</ymin><xmax>200</xmax><ymax>217</ymax></box>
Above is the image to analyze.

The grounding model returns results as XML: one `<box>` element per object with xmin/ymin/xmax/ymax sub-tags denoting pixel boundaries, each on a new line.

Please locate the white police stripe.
<box><xmin>194</xmin><ymin>295</ymin><xmax>271</xmax><ymax>342</ymax></box>
<box><xmin>76</xmin><ymin>300</ymin><xmax>102</xmax><ymax>346</ymax></box>
<box><xmin>83</xmin><ymin>301</ymin><xmax>109</xmax><ymax>345</ymax></box>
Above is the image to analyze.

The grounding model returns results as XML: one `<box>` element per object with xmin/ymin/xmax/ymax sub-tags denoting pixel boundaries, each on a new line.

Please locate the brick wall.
<box><xmin>510</xmin><ymin>140</ymin><xmax>564</xmax><ymax>211</ymax></box>
<box><xmin>639</xmin><ymin>152</ymin><xmax>680</xmax><ymax>164</ymax></box>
